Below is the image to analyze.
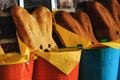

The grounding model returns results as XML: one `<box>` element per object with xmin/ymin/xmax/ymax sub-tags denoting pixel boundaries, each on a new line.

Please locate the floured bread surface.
<box><xmin>32</xmin><ymin>6</ymin><xmax>58</xmax><ymax>52</ymax></box>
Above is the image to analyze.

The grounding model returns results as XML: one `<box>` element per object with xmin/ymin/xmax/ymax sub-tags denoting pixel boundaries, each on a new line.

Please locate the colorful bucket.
<box><xmin>79</xmin><ymin>47</ymin><xmax>120</xmax><ymax>80</ymax></box>
<box><xmin>0</xmin><ymin>54</ymin><xmax>34</xmax><ymax>80</ymax></box>
<box><xmin>117</xmin><ymin>54</ymin><xmax>120</xmax><ymax>80</ymax></box>
<box><xmin>33</xmin><ymin>57</ymin><xmax>79</xmax><ymax>80</ymax></box>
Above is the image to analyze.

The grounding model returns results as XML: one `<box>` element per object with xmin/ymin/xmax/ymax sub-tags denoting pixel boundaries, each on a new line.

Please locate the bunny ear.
<box><xmin>82</xmin><ymin>1</ymin><xmax>120</xmax><ymax>41</ymax></box>
<box><xmin>12</xmin><ymin>6</ymin><xmax>58</xmax><ymax>52</ymax></box>
<box><xmin>70</xmin><ymin>11</ymin><xmax>98</xmax><ymax>44</ymax></box>
<box><xmin>11</xmin><ymin>6</ymin><xmax>44</xmax><ymax>51</ymax></box>
<box><xmin>100</xmin><ymin>0</ymin><xmax>120</xmax><ymax>26</ymax></box>
<box><xmin>32</xmin><ymin>6</ymin><xmax>58</xmax><ymax>52</ymax></box>
<box><xmin>54</xmin><ymin>11</ymin><xmax>91</xmax><ymax>41</ymax></box>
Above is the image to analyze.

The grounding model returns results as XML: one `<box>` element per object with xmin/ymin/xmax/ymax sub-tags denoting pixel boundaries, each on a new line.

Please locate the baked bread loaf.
<box><xmin>82</xmin><ymin>1</ymin><xmax>120</xmax><ymax>41</ymax></box>
<box><xmin>54</xmin><ymin>11</ymin><xmax>91</xmax><ymax>42</ymax></box>
<box><xmin>32</xmin><ymin>6</ymin><xmax>58</xmax><ymax>51</ymax></box>
<box><xmin>70</xmin><ymin>11</ymin><xmax>98</xmax><ymax>44</ymax></box>
<box><xmin>11</xmin><ymin>6</ymin><xmax>58</xmax><ymax>52</ymax></box>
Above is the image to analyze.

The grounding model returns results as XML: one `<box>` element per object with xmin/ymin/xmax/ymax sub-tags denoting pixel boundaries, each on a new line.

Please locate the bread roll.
<box><xmin>83</xmin><ymin>1</ymin><xmax>120</xmax><ymax>41</ymax></box>
<box><xmin>32</xmin><ymin>6</ymin><xmax>58</xmax><ymax>51</ymax></box>
<box><xmin>54</xmin><ymin>11</ymin><xmax>91</xmax><ymax>42</ymax></box>
<box><xmin>70</xmin><ymin>11</ymin><xmax>98</xmax><ymax>44</ymax></box>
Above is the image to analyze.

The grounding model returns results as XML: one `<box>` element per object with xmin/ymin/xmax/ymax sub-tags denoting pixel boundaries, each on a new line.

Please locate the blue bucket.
<box><xmin>117</xmin><ymin>54</ymin><xmax>120</xmax><ymax>80</ymax></box>
<box><xmin>79</xmin><ymin>47</ymin><xmax>120</xmax><ymax>80</ymax></box>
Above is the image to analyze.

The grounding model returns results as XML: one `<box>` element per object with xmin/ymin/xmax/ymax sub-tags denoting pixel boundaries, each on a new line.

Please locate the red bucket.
<box><xmin>0</xmin><ymin>54</ymin><xmax>34</xmax><ymax>80</ymax></box>
<box><xmin>33</xmin><ymin>57</ymin><xmax>79</xmax><ymax>80</ymax></box>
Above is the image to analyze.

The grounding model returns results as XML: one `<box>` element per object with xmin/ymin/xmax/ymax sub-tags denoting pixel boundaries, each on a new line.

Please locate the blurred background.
<box><xmin>52</xmin><ymin>0</ymin><xmax>93</xmax><ymax>12</ymax></box>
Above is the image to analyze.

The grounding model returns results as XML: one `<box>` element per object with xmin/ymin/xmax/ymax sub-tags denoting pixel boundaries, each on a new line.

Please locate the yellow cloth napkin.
<box><xmin>0</xmin><ymin>53</ymin><xmax>28</xmax><ymax>65</ymax></box>
<box><xmin>17</xmin><ymin>34</ymin><xmax>30</xmax><ymax>58</ymax></box>
<box><xmin>53</xmin><ymin>23</ymin><xmax>92</xmax><ymax>48</ymax></box>
<box><xmin>53</xmin><ymin>23</ymin><xmax>120</xmax><ymax>49</ymax></box>
<box><xmin>34</xmin><ymin>49</ymin><xmax>82</xmax><ymax>75</ymax></box>
<box><xmin>100</xmin><ymin>41</ymin><xmax>120</xmax><ymax>49</ymax></box>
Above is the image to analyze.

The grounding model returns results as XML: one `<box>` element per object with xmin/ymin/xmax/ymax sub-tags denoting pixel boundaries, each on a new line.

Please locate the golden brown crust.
<box><xmin>32</xmin><ymin>6</ymin><xmax>52</xmax><ymax>36</ymax></box>
<box><xmin>83</xmin><ymin>1</ymin><xmax>120</xmax><ymax>41</ymax></box>
<box><xmin>70</xmin><ymin>11</ymin><xmax>98</xmax><ymax>44</ymax></box>
<box><xmin>11</xmin><ymin>6</ymin><xmax>43</xmax><ymax>51</ymax></box>
<box><xmin>54</xmin><ymin>10</ymin><xmax>91</xmax><ymax>41</ymax></box>
<box><xmin>12</xmin><ymin>6</ymin><xmax>58</xmax><ymax>52</ymax></box>
<box><xmin>0</xmin><ymin>45</ymin><xmax>4</xmax><ymax>55</ymax></box>
<box><xmin>32</xmin><ymin>6</ymin><xmax>58</xmax><ymax>51</ymax></box>
<box><xmin>55</xmin><ymin>11</ymin><xmax>82</xmax><ymax>35</ymax></box>
<box><xmin>100</xmin><ymin>0</ymin><xmax>120</xmax><ymax>27</ymax></box>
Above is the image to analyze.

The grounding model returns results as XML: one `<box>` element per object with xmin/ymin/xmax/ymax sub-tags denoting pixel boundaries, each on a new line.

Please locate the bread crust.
<box><xmin>12</xmin><ymin>6</ymin><xmax>58</xmax><ymax>52</ymax></box>
<box><xmin>70</xmin><ymin>11</ymin><xmax>98</xmax><ymax>44</ymax></box>
<box><xmin>0</xmin><ymin>45</ymin><xmax>4</xmax><ymax>55</ymax></box>
<box><xmin>83</xmin><ymin>1</ymin><xmax>120</xmax><ymax>41</ymax></box>
<box><xmin>100</xmin><ymin>0</ymin><xmax>120</xmax><ymax>27</ymax></box>
<box><xmin>55</xmin><ymin>11</ymin><xmax>91</xmax><ymax>41</ymax></box>
<box><xmin>32</xmin><ymin>6</ymin><xmax>58</xmax><ymax>51</ymax></box>
<box><xmin>11</xmin><ymin>6</ymin><xmax>43</xmax><ymax>50</ymax></box>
